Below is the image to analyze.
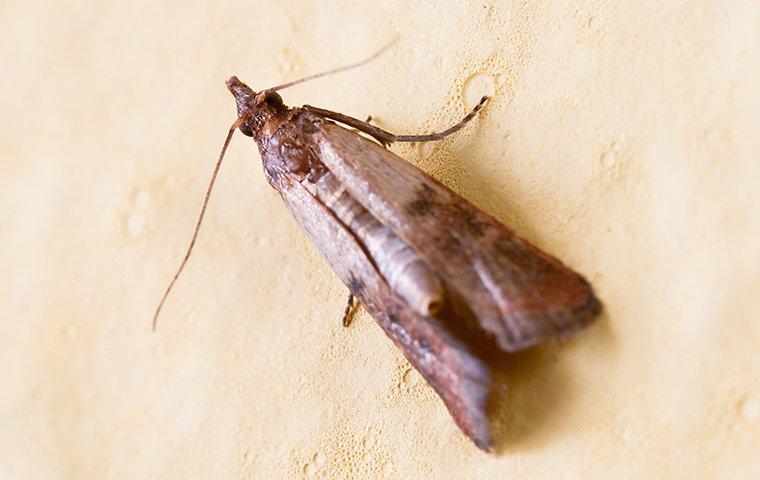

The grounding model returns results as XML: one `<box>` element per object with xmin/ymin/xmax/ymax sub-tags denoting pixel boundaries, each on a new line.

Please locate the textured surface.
<box><xmin>1</xmin><ymin>1</ymin><xmax>758</xmax><ymax>478</ymax></box>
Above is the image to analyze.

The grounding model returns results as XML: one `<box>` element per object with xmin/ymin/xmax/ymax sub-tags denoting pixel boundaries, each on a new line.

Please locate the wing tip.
<box><xmin>451</xmin><ymin>290</ymin><xmax>602</xmax><ymax>450</ymax></box>
<box><xmin>499</xmin><ymin>290</ymin><xmax>602</xmax><ymax>352</ymax></box>
<box><xmin>452</xmin><ymin>356</ymin><xmax>494</xmax><ymax>451</ymax></box>
<box><xmin>433</xmin><ymin>332</ymin><xmax>494</xmax><ymax>451</ymax></box>
<box><xmin>473</xmin><ymin>430</ymin><xmax>494</xmax><ymax>452</ymax></box>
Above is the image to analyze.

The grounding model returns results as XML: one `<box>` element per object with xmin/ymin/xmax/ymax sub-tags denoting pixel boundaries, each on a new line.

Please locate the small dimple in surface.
<box><xmin>462</xmin><ymin>72</ymin><xmax>497</xmax><ymax>110</ymax></box>
<box><xmin>125</xmin><ymin>213</ymin><xmax>145</xmax><ymax>238</ymax></box>
<box><xmin>124</xmin><ymin>187</ymin><xmax>152</xmax><ymax>239</ymax></box>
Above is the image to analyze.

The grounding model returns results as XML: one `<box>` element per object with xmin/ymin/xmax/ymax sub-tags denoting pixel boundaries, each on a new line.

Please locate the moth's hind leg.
<box><xmin>347</xmin><ymin>116</ymin><xmax>375</xmax><ymax>140</ymax></box>
<box><xmin>393</xmin><ymin>96</ymin><xmax>489</xmax><ymax>142</ymax></box>
<box><xmin>304</xmin><ymin>105</ymin><xmax>393</xmax><ymax>145</ymax></box>
<box><xmin>341</xmin><ymin>293</ymin><xmax>356</xmax><ymax>328</ymax></box>
<box><xmin>303</xmin><ymin>96</ymin><xmax>489</xmax><ymax>146</ymax></box>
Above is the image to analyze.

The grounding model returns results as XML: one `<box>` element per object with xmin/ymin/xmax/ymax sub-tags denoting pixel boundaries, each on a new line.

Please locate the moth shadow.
<box><xmin>485</xmin><ymin>310</ymin><xmax>613</xmax><ymax>454</ymax></box>
<box><xmin>433</xmin><ymin>127</ymin><xmax>614</xmax><ymax>453</ymax></box>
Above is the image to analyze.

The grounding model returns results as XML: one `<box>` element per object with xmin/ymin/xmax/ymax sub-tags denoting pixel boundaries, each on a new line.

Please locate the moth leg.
<box><xmin>346</xmin><ymin>116</ymin><xmax>375</xmax><ymax>139</ymax></box>
<box><xmin>341</xmin><ymin>293</ymin><xmax>356</xmax><ymax>328</ymax></box>
<box><xmin>304</xmin><ymin>105</ymin><xmax>394</xmax><ymax>146</ymax></box>
<box><xmin>303</xmin><ymin>96</ymin><xmax>489</xmax><ymax>146</ymax></box>
<box><xmin>359</xmin><ymin>116</ymin><xmax>385</xmax><ymax>146</ymax></box>
<box><xmin>392</xmin><ymin>96</ymin><xmax>489</xmax><ymax>142</ymax></box>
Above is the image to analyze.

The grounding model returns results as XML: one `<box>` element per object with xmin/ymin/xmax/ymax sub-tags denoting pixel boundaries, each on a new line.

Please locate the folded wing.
<box><xmin>276</xmin><ymin>172</ymin><xmax>493</xmax><ymax>450</ymax></box>
<box><xmin>314</xmin><ymin>122</ymin><xmax>600</xmax><ymax>352</ymax></box>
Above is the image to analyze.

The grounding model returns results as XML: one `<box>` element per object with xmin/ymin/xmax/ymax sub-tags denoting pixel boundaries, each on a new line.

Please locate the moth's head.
<box><xmin>226</xmin><ymin>76</ymin><xmax>285</xmax><ymax>137</ymax></box>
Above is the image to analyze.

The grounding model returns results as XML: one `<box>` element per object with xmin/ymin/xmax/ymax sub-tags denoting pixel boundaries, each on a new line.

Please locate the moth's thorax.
<box><xmin>226</xmin><ymin>75</ymin><xmax>326</xmax><ymax>188</ymax></box>
<box><xmin>257</xmin><ymin>111</ymin><xmax>326</xmax><ymax>187</ymax></box>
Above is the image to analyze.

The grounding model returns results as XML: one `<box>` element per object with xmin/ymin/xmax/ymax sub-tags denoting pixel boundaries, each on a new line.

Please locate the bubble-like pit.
<box><xmin>462</xmin><ymin>72</ymin><xmax>497</xmax><ymax>110</ymax></box>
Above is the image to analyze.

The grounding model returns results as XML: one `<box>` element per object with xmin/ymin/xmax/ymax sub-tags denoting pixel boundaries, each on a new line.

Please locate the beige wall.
<box><xmin>1</xmin><ymin>1</ymin><xmax>758</xmax><ymax>478</ymax></box>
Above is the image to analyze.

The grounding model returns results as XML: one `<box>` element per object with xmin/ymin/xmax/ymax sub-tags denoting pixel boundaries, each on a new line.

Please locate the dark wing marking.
<box><xmin>275</xmin><ymin>173</ymin><xmax>493</xmax><ymax>450</ymax></box>
<box><xmin>314</xmin><ymin>122</ymin><xmax>600</xmax><ymax>352</ymax></box>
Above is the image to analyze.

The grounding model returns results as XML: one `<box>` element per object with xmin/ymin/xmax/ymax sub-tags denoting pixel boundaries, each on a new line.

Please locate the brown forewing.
<box><xmin>312</xmin><ymin>121</ymin><xmax>600</xmax><ymax>352</ymax></box>
<box><xmin>273</xmin><ymin>172</ymin><xmax>494</xmax><ymax>450</ymax></box>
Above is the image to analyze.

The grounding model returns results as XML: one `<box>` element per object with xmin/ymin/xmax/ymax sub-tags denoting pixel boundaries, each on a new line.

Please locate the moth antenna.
<box><xmin>152</xmin><ymin>116</ymin><xmax>246</xmax><ymax>331</ymax></box>
<box><xmin>265</xmin><ymin>37</ymin><xmax>397</xmax><ymax>93</ymax></box>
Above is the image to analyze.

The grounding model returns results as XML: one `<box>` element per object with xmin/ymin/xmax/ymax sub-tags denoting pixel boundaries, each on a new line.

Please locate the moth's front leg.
<box><xmin>303</xmin><ymin>96</ymin><xmax>489</xmax><ymax>146</ymax></box>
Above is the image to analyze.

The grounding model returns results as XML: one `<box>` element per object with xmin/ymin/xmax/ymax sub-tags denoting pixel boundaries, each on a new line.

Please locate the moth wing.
<box><xmin>276</xmin><ymin>172</ymin><xmax>493</xmax><ymax>450</ymax></box>
<box><xmin>314</xmin><ymin>122</ymin><xmax>600</xmax><ymax>352</ymax></box>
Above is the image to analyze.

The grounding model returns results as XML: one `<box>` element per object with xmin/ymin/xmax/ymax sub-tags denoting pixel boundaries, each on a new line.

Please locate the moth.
<box><xmin>153</xmin><ymin>45</ymin><xmax>601</xmax><ymax>451</ymax></box>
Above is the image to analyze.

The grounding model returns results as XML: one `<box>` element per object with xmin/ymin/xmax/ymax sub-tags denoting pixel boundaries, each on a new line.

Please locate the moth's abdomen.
<box><xmin>313</xmin><ymin>172</ymin><xmax>444</xmax><ymax>316</ymax></box>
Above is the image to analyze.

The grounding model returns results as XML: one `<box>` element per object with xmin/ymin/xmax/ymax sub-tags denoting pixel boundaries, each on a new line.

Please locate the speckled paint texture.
<box><xmin>1</xmin><ymin>1</ymin><xmax>758</xmax><ymax>478</ymax></box>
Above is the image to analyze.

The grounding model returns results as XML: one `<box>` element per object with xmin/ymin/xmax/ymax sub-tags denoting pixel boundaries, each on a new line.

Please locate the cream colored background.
<box><xmin>1</xmin><ymin>1</ymin><xmax>758</xmax><ymax>478</ymax></box>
